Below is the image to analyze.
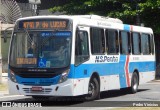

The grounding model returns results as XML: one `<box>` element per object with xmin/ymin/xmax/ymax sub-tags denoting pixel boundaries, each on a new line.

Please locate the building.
<box><xmin>0</xmin><ymin>0</ymin><xmax>61</xmax><ymax>81</ymax></box>
<box><xmin>0</xmin><ymin>0</ymin><xmax>20</xmax><ymax>78</ymax></box>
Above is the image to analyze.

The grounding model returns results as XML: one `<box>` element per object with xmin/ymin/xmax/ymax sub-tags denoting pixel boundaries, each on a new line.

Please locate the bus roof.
<box><xmin>16</xmin><ymin>15</ymin><xmax>153</xmax><ymax>34</ymax></box>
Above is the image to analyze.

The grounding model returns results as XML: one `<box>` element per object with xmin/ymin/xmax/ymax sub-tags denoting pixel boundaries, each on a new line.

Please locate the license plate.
<box><xmin>31</xmin><ymin>87</ymin><xmax>43</xmax><ymax>91</ymax></box>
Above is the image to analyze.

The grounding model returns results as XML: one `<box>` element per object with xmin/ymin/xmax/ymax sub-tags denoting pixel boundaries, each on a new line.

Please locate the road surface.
<box><xmin>0</xmin><ymin>81</ymin><xmax>160</xmax><ymax>109</ymax></box>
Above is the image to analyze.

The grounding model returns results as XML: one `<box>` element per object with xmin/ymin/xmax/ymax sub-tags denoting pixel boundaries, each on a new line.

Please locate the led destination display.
<box><xmin>18</xmin><ymin>19</ymin><xmax>69</xmax><ymax>30</ymax></box>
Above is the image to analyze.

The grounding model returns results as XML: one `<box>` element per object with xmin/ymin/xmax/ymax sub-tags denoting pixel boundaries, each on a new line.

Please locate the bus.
<box><xmin>8</xmin><ymin>15</ymin><xmax>155</xmax><ymax>101</ymax></box>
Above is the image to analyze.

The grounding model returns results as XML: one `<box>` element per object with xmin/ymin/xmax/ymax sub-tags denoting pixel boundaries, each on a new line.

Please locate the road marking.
<box><xmin>0</xmin><ymin>95</ymin><xmax>24</xmax><ymax>99</ymax></box>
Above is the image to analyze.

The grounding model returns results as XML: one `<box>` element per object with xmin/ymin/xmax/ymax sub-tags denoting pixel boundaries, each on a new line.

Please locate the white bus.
<box><xmin>8</xmin><ymin>15</ymin><xmax>155</xmax><ymax>101</ymax></box>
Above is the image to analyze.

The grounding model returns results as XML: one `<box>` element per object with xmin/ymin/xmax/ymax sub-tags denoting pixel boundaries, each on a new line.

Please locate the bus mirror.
<box><xmin>3</xmin><ymin>27</ymin><xmax>14</xmax><ymax>43</ymax></box>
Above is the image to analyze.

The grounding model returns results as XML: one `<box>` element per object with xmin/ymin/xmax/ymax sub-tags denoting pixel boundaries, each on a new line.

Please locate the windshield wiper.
<box><xmin>24</xmin><ymin>29</ymin><xmax>33</xmax><ymax>43</ymax></box>
<box><xmin>23</xmin><ymin>29</ymin><xmax>38</xmax><ymax>49</ymax></box>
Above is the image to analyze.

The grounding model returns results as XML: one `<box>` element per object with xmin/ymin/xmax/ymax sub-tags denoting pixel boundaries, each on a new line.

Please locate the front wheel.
<box><xmin>85</xmin><ymin>77</ymin><xmax>100</xmax><ymax>101</ymax></box>
<box><xmin>130</xmin><ymin>72</ymin><xmax>139</xmax><ymax>94</ymax></box>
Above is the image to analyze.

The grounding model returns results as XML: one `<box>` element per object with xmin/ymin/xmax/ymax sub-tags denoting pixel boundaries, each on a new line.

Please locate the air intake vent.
<box><xmin>23</xmin><ymin>88</ymin><xmax>52</xmax><ymax>94</ymax></box>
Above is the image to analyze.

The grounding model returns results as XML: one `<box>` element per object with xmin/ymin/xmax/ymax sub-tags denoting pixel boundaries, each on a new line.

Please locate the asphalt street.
<box><xmin>0</xmin><ymin>81</ymin><xmax>160</xmax><ymax>109</ymax></box>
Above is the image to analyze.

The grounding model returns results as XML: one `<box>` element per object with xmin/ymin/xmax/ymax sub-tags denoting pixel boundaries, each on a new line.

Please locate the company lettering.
<box><xmin>95</xmin><ymin>56</ymin><xmax>118</xmax><ymax>63</ymax></box>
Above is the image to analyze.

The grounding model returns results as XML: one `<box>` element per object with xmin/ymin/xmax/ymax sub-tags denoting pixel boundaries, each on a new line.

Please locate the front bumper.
<box><xmin>8</xmin><ymin>79</ymin><xmax>74</xmax><ymax>96</ymax></box>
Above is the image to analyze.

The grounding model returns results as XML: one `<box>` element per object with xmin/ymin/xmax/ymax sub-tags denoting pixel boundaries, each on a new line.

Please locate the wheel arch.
<box><xmin>85</xmin><ymin>72</ymin><xmax>100</xmax><ymax>100</ymax></box>
<box><xmin>90</xmin><ymin>72</ymin><xmax>100</xmax><ymax>87</ymax></box>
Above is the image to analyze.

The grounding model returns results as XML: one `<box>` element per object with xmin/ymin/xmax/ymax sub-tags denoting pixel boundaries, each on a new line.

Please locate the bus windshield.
<box><xmin>9</xmin><ymin>31</ymin><xmax>72</xmax><ymax>68</ymax></box>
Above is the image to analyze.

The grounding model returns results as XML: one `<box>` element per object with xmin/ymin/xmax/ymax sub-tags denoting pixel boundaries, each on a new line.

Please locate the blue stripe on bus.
<box><xmin>69</xmin><ymin>62</ymin><xmax>155</xmax><ymax>78</ymax></box>
<box><xmin>129</xmin><ymin>62</ymin><xmax>156</xmax><ymax>73</ymax></box>
<box><xmin>14</xmin><ymin>61</ymin><xmax>155</xmax><ymax>88</ymax></box>
<box><xmin>69</xmin><ymin>60</ymin><xmax>155</xmax><ymax>88</ymax></box>
<box><xmin>15</xmin><ymin>74</ymin><xmax>60</xmax><ymax>86</ymax></box>
<box><xmin>124</xmin><ymin>24</ymin><xmax>130</xmax><ymax>31</ymax></box>
<box><xmin>119</xmin><ymin>55</ymin><xmax>127</xmax><ymax>88</ymax></box>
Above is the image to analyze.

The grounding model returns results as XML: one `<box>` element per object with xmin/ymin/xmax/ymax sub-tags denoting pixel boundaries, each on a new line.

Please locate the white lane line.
<box><xmin>0</xmin><ymin>95</ymin><xmax>24</xmax><ymax>99</ymax></box>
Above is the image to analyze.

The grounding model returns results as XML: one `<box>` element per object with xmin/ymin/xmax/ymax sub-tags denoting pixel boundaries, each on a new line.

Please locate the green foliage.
<box><xmin>49</xmin><ymin>0</ymin><xmax>160</xmax><ymax>33</ymax></box>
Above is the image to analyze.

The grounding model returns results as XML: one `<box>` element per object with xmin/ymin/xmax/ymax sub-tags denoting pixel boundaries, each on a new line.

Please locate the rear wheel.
<box><xmin>130</xmin><ymin>72</ymin><xmax>139</xmax><ymax>93</ymax></box>
<box><xmin>85</xmin><ymin>77</ymin><xmax>100</xmax><ymax>101</ymax></box>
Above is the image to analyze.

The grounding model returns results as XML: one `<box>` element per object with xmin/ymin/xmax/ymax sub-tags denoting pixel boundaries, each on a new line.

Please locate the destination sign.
<box><xmin>18</xmin><ymin>19</ymin><xmax>69</xmax><ymax>30</ymax></box>
<box><xmin>17</xmin><ymin>58</ymin><xmax>37</xmax><ymax>65</ymax></box>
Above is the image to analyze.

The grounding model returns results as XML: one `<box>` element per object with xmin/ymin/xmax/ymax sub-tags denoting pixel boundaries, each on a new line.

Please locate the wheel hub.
<box><xmin>133</xmin><ymin>76</ymin><xmax>138</xmax><ymax>90</ymax></box>
<box><xmin>88</xmin><ymin>82</ymin><xmax>95</xmax><ymax>95</ymax></box>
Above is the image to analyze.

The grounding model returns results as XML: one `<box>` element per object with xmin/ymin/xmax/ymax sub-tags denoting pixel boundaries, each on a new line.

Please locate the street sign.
<box><xmin>29</xmin><ymin>0</ymin><xmax>41</xmax><ymax>5</ymax></box>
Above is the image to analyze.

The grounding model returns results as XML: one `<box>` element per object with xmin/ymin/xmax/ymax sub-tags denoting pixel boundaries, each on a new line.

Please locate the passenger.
<box><xmin>28</xmin><ymin>42</ymin><xmax>36</xmax><ymax>54</ymax></box>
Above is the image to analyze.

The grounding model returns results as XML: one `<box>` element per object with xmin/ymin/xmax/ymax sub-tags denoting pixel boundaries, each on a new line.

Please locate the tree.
<box><xmin>49</xmin><ymin>0</ymin><xmax>160</xmax><ymax>33</ymax></box>
<box><xmin>1</xmin><ymin>0</ymin><xmax>22</xmax><ymax>24</ymax></box>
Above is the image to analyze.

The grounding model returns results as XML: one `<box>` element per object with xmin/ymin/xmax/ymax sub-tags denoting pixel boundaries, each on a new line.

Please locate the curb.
<box><xmin>152</xmin><ymin>80</ymin><xmax>160</xmax><ymax>82</ymax></box>
<box><xmin>148</xmin><ymin>80</ymin><xmax>160</xmax><ymax>83</ymax></box>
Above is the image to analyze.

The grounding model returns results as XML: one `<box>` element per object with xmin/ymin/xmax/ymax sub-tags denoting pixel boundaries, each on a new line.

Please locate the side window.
<box><xmin>106</xmin><ymin>29</ymin><xmax>119</xmax><ymax>54</ymax></box>
<box><xmin>75</xmin><ymin>31</ymin><xmax>89</xmax><ymax>65</ymax></box>
<box><xmin>132</xmin><ymin>32</ymin><xmax>141</xmax><ymax>55</ymax></box>
<box><xmin>141</xmin><ymin>33</ymin><xmax>151</xmax><ymax>55</ymax></box>
<box><xmin>120</xmin><ymin>31</ymin><xmax>130</xmax><ymax>55</ymax></box>
<box><xmin>90</xmin><ymin>27</ymin><xmax>105</xmax><ymax>54</ymax></box>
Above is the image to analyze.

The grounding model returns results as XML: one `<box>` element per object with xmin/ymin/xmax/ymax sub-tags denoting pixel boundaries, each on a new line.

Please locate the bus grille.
<box><xmin>21</xmin><ymin>82</ymin><xmax>53</xmax><ymax>86</ymax></box>
<box><xmin>22</xmin><ymin>88</ymin><xmax>52</xmax><ymax>94</ymax></box>
<box><xmin>18</xmin><ymin>73</ymin><xmax>58</xmax><ymax>78</ymax></box>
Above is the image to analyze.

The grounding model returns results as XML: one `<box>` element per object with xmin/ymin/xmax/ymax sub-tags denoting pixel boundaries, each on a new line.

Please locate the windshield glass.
<box><xmin>9</xmin><ymin>31</ymin><xmax>72</xmax><ymax>68</ymax></box>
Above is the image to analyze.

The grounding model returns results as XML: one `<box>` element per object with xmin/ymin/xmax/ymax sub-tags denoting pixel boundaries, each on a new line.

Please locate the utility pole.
<box><xmin>136</xmin><ymin>4</ymin><xmax>140</xmax><ymax>26</ymax></box>
<box><xmin>29</xmin><ymin>0</ymin><xmax>41</xmax><ymax>16</ymax></box>
<box><xmin>0</xmin><ymin>0</ymin><xmax>2</xmax><ymax>84</ymax></box>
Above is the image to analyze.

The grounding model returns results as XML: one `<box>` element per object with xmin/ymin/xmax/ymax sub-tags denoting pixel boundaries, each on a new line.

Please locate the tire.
<box><xmin>85</xmin><ymin>77</ymin><xmax>100</xmax><ymax>101</ymax></box>
<box><xmin>130</xmin><ymin>72</ymin><xmax>139</xmax><ymax>94</ymax></box>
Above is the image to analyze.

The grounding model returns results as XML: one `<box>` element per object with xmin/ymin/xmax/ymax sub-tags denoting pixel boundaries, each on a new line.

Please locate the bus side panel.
<box><xmin>73</xmin><ymin>64</ymin><xmax>89</xmax><ymax>96</ymax></box>
<box><xmin>139</xmin><ymin>71</ymin><xmax>155</xmax><ymax>84</ymax></box>
<box><xmin>89</xmin><ymin>55</ymin><xmax>121</xmax><ymax>91</ymax></box>
<box><xmin>119</xmin><ymin>55</ymin><xmax>129</xmax><ymax>88</ymax></box>
<box><xmin>105</xmin><ymin>75</ymin><xmax>120</xmax><ymax>90</ymax></box>
<box><xmin>72</xmin><ymin>78</ymin><xmax>89</xmax><ymax>96</ymax></box>
<box><xmin>73</xmin><ymin>55</ymin><xmax>121</xmax><ymax>95</ymax></box>
<box><xmin>129</xmin><ymin>55</ymin><xmax>155</xmax><ymax>85</ymax></box>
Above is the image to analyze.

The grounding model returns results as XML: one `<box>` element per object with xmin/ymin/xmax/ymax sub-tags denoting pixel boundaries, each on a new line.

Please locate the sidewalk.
<box><xmin>0</xmin><ymin>87</ymin><xmax>8</xmax><ymax>96</ymax></box>
<box><xmin>0</xmin><ymin>90</ymin><xmax>9</xmax><ymax>96</ymax></box>
<box><xmin>0</xmin><ymin>73</ymin><xmax>8</xmax><ymax>96</ymax></box>
<box><xmin>0</xmin><ymin>84</ymin><xmax>8</xmax><ymax>96</ymax></box>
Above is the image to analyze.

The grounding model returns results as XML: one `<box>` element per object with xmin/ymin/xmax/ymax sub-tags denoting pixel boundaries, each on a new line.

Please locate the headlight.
<box><xmin>58</xmin><ymin>69</ymin><xmax>70</xmax><ymax>83</ymax></box>
<box><xmin>9</xmin><ymin>70</ymin><xmax>17</xmax><ymax>83</ymax></box>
